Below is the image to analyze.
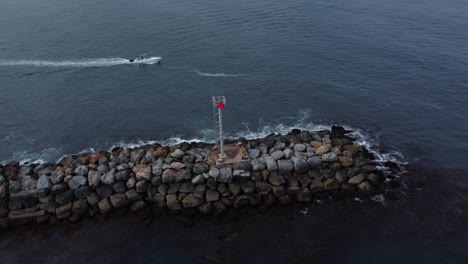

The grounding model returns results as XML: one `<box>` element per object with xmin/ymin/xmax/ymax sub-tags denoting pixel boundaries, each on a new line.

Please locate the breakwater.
<box><xmin>0</xmin><ymin>127</ymin><xmax>400</xmax><ymax>228</ymax></box>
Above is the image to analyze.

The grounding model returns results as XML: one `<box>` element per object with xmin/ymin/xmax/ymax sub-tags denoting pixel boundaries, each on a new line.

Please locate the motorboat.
<box><xmin>129</xmin><ymin>55</ymin><xmax>162</xmax><ymax>64</ymax></box>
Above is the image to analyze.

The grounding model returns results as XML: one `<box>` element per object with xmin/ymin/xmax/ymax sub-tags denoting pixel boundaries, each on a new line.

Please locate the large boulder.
<box><xmin>268</xmin><ymin>172</ymin><xmax>285</xmax><ymax>186</ymax></box>
<box><xmin>37</xmin><ymin>175</ymin><xmax>52</xmax><ymax>191</ymax></box>
<box><xmin>110</xmin><ymin>194</ymin><xmax>130</xmax><ymax>208</ymax></box>
<box><xmin>265</xmin><ymin>156</ymin><xmax>278</xmax><ymax>171</ymax></box>
<box><xmin>251</xmin><ymin>158</ymin><xmax>266</xmax><ymax>171</ymax></box>
<box><xmin>324</xmin><ymin>179</ymin><xmax>340</xmax><ymax>191</ymax></box>
<box><xmin>152</xmin><ymin>159</ymin><xmax>163</xmax><ymax>176</ymax></box>
<box><xmin>74</xmin><ymin>165</ymin><xmax>89</xmax><ymax>176</ymax></box>
<box><xmin>271</xmin><ymin>151</ymin><xmax>285</xmax><ymax>160</ymax></box>
<box><xmin>130</xmin><ymin>148</ymin><xmax>145</xmax><ymax>163</ymax></box>
<box><xmin>294</xmin><ymin>144</ymin><xmax>306</xmax><ymax>152</ymax></box>
<box><xmin>133</xmin><ymin>165</ymin><xmax>152</xmax><ymax>181</ymax></box>
<box><xmin>193</xmin><ymin>163</ymin><xmax>209</xmax><ymax>174</ymax></box>
<box><xmin>182</xmin><ymin>194</ymin><xmax>203</xmax><ymax>208</ymax></box>
<box><xmin>101</xmin><ymin>169</ymin><xmax>115</xmax><ymax>185</ymax></box>
<box><xmin>277</xmin><ymin>160</ymin><xmax>294</xmax><ymax>174</ymax></box>
<box><xmin>162</xmin><ymin>169</ymin><xmax>177</xmax><ymax>183</ymax></box>
<box><xmin>248</xmin><ymin>149</ymin><xmax>260</xmax><ymax>160</ymax></box>
<box><xmin>315</xmin><ymin>145</ymin><xmax>331</xmax><ymax>155</ymax></box>
<box><xmin>170</xmin><ymin>149</ymin><xmax>184</xmax><ymax>159</ymax></box>
<box><xmin>348</xmin><ymin>174</ymin><xmax>365</xmax><ymax>185</ymax></box>
<box><xmin>68</xmin><ymin>176</ymin><xmax>87</xmax><ymax>190</ymax></box>
<box><xmin>88</xmin><ymin>170</ymin><xmax>101</xmax><ymax>189</ymax></box>
<box><xmin>307</xmin><ymin>156</ymin><xmax>322</xmax><ymax>169</ymax></box>
<box><xmin>292</xmin><ymin>157</ymin><xmax>309</xmax><ymax>173</ymax></box>
<box><xmin>322</xmin><ymin>153</ymin><xmax>338</xmax><ymax>163</ymax></box>
<box><xmin>218</xmin><ymin>167</ymin><xmax>232</xmax><ymax>183</ymax></box>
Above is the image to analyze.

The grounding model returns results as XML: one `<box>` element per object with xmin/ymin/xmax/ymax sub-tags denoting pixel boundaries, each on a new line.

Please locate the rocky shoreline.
<box><xmin>0</xmin><ymin>127</ymin><xmax>401</xmax><ymax>229</ymax></box>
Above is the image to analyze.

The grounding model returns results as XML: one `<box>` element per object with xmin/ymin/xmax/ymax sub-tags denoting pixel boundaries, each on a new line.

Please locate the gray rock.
<box><xmin>193</xmin><ymin>163</ymin><xmax>209</xmax><ymax>174</ymax></box>
<box><xmin>116</xmin><ymin>164</ymin><xmax>130</xmax><ymax>171</ymax></box>
<box><xmin>361</xmin><ymin>165</ymin><xmax>377</xmax><ymax>172</ymax></box>
<box><xmin>256</xmin><ymin>181</ymin><xmax>272</xmax><ymax>194</ymax></box>
<box><xmin>248</xmin><ymin>149</ymin><xmax>260</xmax><ymax>159</ymax></box>
<box><xmin>166</xmin><ymin>194</ymin><xmax>179</xmax><ymax>210</ymax></box>
<box><xmin>72</xmin><ymin>199</ymin><xmax>89</xmax><ymax>215</ymax></box>
<box><xmin>88</xmin><ymin>170</ymin><xmax>101</xmax><ymax>189</ymax></box>
<box><xmin>130</xmin><ymin>148</ymin><xmax>145</xmax><ymax>163</ymax></box>
<box><xmin>171</xmin><ymin>162</ymin><xmax>186</xmax><ymax>170</ymax></box>
<box><xmin>115</xmin><ymin>169</ymin><xmax>131</xmax><ymax>181</ymax></box>
<box><xmin>348</xmin><ymin>174</ymin><xmax>365</xmax><ymax>185</ymax></box>
<box><xmin>110</xmin><ymin>194</ymin><xmax>129</xmax><ymax>208</ymax></box>
<box><xmin>258</xmin><ymin>143</ymin><xmax>268</xmax><ymax>154</ymax></box>
<box><xmin>191</xmin><ymin>174</ymin><xmax>205</xmax><ymax>184</ymax></box>
<box><xmin>136</xmin><ymin>180</ymin><xmax>148</xmax><ymax>193</ymax></box>
<box><xmin>130</xmin><ymin>200</ymin><xmax>145</xmax><ymax>212</ymax></box>
<box><xmin>152</xmin><ymin>159</ymin><xmax>163</xmax><ymax>176</ymax></box>
<box><xmin>74</xmin><ymin>186</ymin><xmax>91</xmax><ymax>199</ymax></box>
<box><xmin>162</xmin><ymin>169</ymin><xmax>177</xmax><ymax>183</ymax></box>
<box><xmin>357</xmin><ymin>181</ymin><xmax>376</xmax><ymax>194</ymax></box>
<box><xmin>206</xmin><ymin>190</ymin><xmax>219</xmax><ymax>202</ymax></box>
<box><xmin>297</xmin><ymin>174</ymin><xmax>311</xmax><ymax>187</ymax></box>
<box><xmin>251</xmin><ymin>158</ymin><xmax>267</xmax><ymax>171</ymax></box>
<box><xmin>162</xmin><ymin>164</ymin><xmax>171</xmax><ymax>170</ymax></box>
<box><xmin>268</xmin><ymin>172</ymin><xmax>286</xmax><ymax>186</ymax></box>
<box><xmin>86</xmin><ymin>193</ymin><xmax>99</xmax><ymax>206</ymax></box>
<box><xmin>112</xmin><ymin>182</ymin><xmax>127</xmax><ymax>193</ymax></box>
<box><xmin>283</xmin><ymin>148</ymin><xmax>294</xmax><ymax>159</ymax></box>
<box><xmin>101</xmin><ymin>169</ymin><xmax>116</xmax><ymax>185</ymax></box>
<box><xmin>51</xmin><ymin>183</ymin><xmax>67</xmax><ymax>194</ymax></box>
<box><xmin>38</xmin><ymin>167</ymin><xmax>54</xmax><ymax>177</ymax></box>
<box><xmin>97</xmin><ymin>164</ymin><xmax>109</xmax><ymax>174</ymax></box>
<box><xmin>265</xmin><ymin>156</ymin><xmax>278</xmax><ymax>171</ymax></box>
<box><xmin>9</xmin><ymin>180</ymin><xmax>21</xmax><ymax>193</ymax></box>
<box><xmin>309</xmin><ymin>179</ymin><xmax>324</xmax><ymax>193</ymax></box>
<box><xmin>271</xmin><ymin>150</ymin><xmax>285</xmax><ymax>160</ymax></box>
<box><xmin>228</xmin><ymin>182</ymin><xmax>241</xmax><ymax>195</ymax></box>
<box><xmin>187</xmin><ymin>148</ymin><xmax>208</xmax><ymax>159</ymax></box>
<box><xmin>209</xmin><ymin>167</ymin><xmax>220</xmax><ymax>178</ymax></box>
<box><xmin>170</xmin><ymin>149</ymin><xmax>185</xmax><ymax>159</ymax></box>
<box><xmin>37</xmin><ymin>175</ymin><xmax>52</xmax><ymax>191</ymax></box>
<box><xmin>125</xmin><ymin>189</ymin><xmax>142</xmax><ymax>202</ymax></box>
<box><xmin>294</xmin><ymin>144</ymin><xmax>306</xmax><ymax>152</ymax></box>
<box><xmin>218</xmin><ymin>167</ymin><xmax>232</xmax><ymax>183</ymax></box>
<box><xmin>322</xmin><ymin>152</ymin><xmax>338</xmax><ymax>163</ymax></box>
<box><xmin>68</xmin><ymin>176</ymin><xmax>87</xmax><ymax>190</ymax></box>
<box><xmin>294</xmin><ymin>151</ymin><xmax>308</xmax><ymax>160</ymax></box>
<box><xmin>277</xmin><ymin>160</ymin><xmax>294</xmax><ymax>174</ymax></box>
<box><xmin>307</xmin><ymin>147</ymin><xmax>316</xmax><ymax>153</ymax></box>
<box><xmin>167</xmin><ymin>183</ymin><xmax>181</xmax><ymax>194</ymax></box>
<box><xmin>21</xmin><ymin>176</ymin><xmax>37</xmax><ymax>191</ymax></box>
<box><xmin>55</xmin><ymin>190</ymin><xmax>74</xmax><ymax>205</ymax></box>
<box><xmin>175</xmin><ymin>169</ymin><xmax>191</xmax><ymax>181</ymax></box>
<box><xmin>74</xmin><ymin>165</ymin><xmax>89</xmax><ymax>176</ymax></box>
<box><xmin>307</xmin><ymin>156</ymin><xmax>322</xmax><ymax>169</ymax></box>
<box><xmin>0</xmin><ymin>175</ymin><xmax>5</xmax><ymax>184</ymax></box>
<box><xmin>324</xmin><ymin>178</ymin><xmax>340</xmax><ymax>190</ymax></box>
<box><xmin>179</xmin><ymin>181</ymin><xmax>195</xmax><ymax>193</ymax></box>
<box><xmin>49</xmin><ymin>169</ymin><xmax>65</xmax><ymax>184</ymax></box>
<box><xmin>292</xmin><ymin>157</ymin><xmax>309</xmax><ymax>173</ymax></box>
<box><xmin>18</xmin><ymin>166</ymin><xmax>33</xmax><ymax>178</ymax></box>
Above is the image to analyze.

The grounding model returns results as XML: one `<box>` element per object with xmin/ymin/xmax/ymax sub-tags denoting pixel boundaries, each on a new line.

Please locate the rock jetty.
<box><xmin>0</xmin><ymin>127</ymin><xmax>398</xmax><ymax>229</ymax></box>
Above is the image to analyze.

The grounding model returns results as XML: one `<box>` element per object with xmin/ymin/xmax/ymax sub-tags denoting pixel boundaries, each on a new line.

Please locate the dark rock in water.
<box><xmin>357</xmin><ymin>181</ymin><xmax>376</xmax><ymax>195</ymax></box>
<box><xmin>386</xmin><ymin>179</ymin><xmax>401</xmax><ymax>189</ymax></box>
<box><xmin>98</xmin><ymin>198</ymin><xmax>112</xmax><ymax>214</ymax></box>
<box><xmin>348</xmin><ymin>174</ymin><xmax>365</xmax><ymax>185</ymax></box>
<box><xmin>206</xmin><ymin>190</ymin><xmax>219</xmax><ymax>202</ymax></box>
<box><xmin>309</xmin><ymin>179</ymin><xmax>324</xmax><ymax>193</ymax></box>
<box><xmin>297</xmin><ymin>188</ymin><xmax>312</xmax><ymax>202</ymax></box>
<box><xmin>68</xmin><ymin>176</ymin><xmax>87</xmax><ymax>190</ymax></box>
<box><xmin>55</xmin><ymin>190</ymin><xmax>74</xmax><ymax>205</ymax></box>
<box><xmin>72</xmin><ymin>199</ymin><xmax>88</xmax><ymax>215</ymax></box>
<box><xmin>213</xmin><ymin>201</ymin><xmax>226</xmax><ymax>216</ymax></box>
<box><xmin>182</xmin><ymin>194</ymin><xmax>202</xmax><ymax>208</ymax></box>
<box><xmin>361</xmin><ymin>165</ymin><xmax>377</xmax><ymax>172</ymax></box>
<box><xmin>74</xmin><ymin>186</ymin><xmax>91</xmax><ymax>199</ymax></box>
<box><xmin>110</xmin><ymin>194</ymin><xmax>129</xmax><ymax>208</ymax></box>
<box><xmin>125</xmin><ymin>189</ymin><xmax>142</xmax><ymax>202</ymax></box>
<box><xmin>324</xmin><ymin>179</ymin><xmax>340</xmax><ymax>191</ymax></box>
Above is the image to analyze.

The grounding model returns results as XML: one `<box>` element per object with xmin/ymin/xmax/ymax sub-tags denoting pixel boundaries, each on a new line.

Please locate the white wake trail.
<box><xmin>0</xmin><ymin>58</ymin><xmax>131</xmax><ymax>67</ymax></box>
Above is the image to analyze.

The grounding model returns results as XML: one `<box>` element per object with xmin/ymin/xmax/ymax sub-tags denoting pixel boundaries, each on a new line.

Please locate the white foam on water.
<box><xmin>193</xmin><ymin>69</ymin><xmax>243</xmax><ymax>77</ymax></box>
<box><xmin>6</xmin><ymin>148</ymin><xmax>62</xmax><ymax>165</ymax></box>
<box><xmin>300</xmin><ymin>208</ymin><xmax>309</xmax><ymax>214</ymax></box>
<box><xmin>0</xmin><ymin>58</ymin><xmax>132</xmax><ymax>67</ymax></box>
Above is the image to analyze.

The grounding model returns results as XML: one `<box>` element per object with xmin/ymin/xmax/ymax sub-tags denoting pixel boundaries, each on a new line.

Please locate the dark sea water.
<box><xmin>1</xmin><ymin>0</ymin><xmax>468</xmax><ymax>263</ymax></box>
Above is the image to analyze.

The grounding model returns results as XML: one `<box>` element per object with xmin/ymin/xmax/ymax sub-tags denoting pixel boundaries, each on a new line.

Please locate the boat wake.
<box><xmin>193</xmin><ymin>69</ymin><xmax>243</xmax><ymax>77</ymax></box>
<box><xmin>0</xmin><ymin>58</ymin><xmax>141</xmax><ymax>67</ymax></box>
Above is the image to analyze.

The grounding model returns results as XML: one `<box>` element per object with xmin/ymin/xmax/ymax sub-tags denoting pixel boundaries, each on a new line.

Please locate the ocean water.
<box><xmin>1</xmin><ymin>0</ymin><xmax>468</xmax><ymax>262</ymax></box>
